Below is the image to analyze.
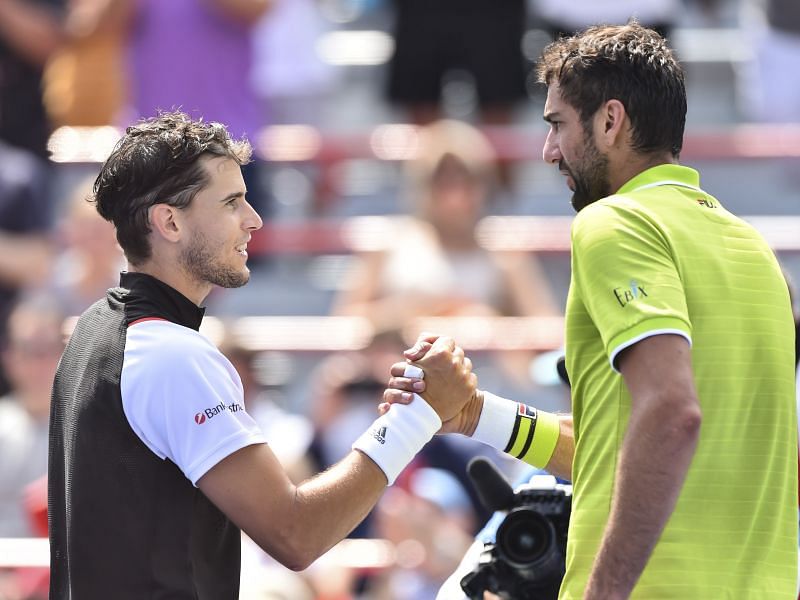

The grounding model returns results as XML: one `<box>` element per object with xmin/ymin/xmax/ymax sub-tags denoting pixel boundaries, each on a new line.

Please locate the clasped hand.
<box><xmin>381</xmin><ymin>333</ymin><xmax>482</xmax><ymax>435</ymax></box>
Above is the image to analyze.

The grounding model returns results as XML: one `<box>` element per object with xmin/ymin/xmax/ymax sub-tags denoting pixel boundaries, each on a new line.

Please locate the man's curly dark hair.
<box><xmin>537</xmin><ymin>22</ymin><xmax>686</xmax><ymax>159</ymax></box>
<box><xmin>92</xmin><ymin>111</ymin><xmax>252</xmax><ymax>265</ymax></box>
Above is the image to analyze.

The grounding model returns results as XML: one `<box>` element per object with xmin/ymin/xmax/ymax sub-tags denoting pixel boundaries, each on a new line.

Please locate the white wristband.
<box><xmin>352</xmin><ymin>364</ymin><xmax>440</xmax><ymax>485</ymax></box>
<box><xmin>471</xmin><ymin>391</ymin><xmax>518</xmax><ymax>448</ymax></box>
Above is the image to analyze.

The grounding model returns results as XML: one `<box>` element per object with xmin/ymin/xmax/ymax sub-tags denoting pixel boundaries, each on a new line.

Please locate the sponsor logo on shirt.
<box><xmin>372</xmin><ymin>426</ymin><xmax>387</xmax><ymax>444</ymax></box>
<box><xmin>194</xmin><ymin>401</ymin><xmax>244</xmax><ymax>425</ymax></box>
<box><xmin>613</xmin><ymin>280</ymin><xmax>648</xmax><ymax>308</ymax></box>
<box><xmin>696</xmin><ymin>197</ymin><xmax>717</xmax><ymax>208</ymax></box>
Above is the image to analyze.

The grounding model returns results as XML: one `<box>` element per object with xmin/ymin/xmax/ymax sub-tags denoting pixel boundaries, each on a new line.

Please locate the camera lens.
<box><xmin>496</xmin><ymin>507</ymin><xmax>554</xmax><ymax>567</ymax></box>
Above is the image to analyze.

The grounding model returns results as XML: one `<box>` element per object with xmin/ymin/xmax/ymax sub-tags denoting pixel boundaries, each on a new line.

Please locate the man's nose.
<box><xmin>243</xmin><ymin>200</ymin><xmax>263</xmax><ymax>231</ymax></box>
<box><xmin>542</xmin><ymin>129</ymin><xmax>561</xmax><ymax>165</ymax></box>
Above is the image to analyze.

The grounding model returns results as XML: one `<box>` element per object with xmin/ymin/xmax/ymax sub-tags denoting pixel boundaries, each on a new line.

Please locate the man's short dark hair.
<box><xmin>92</xmin><ymin>111</ymin><xmax>252</xmax><ymax>265</ymax></box>
<box><xmin>537</xmin><ymin>22</ymin><xmax>687</xmax><ymax>158</ymax></box>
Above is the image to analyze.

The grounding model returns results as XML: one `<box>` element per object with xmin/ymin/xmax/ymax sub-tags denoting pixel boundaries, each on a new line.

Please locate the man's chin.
<box><xmin>213</xmin><ymin>270</ymin><xmax>250</xmax><ymax>289</ymax></box>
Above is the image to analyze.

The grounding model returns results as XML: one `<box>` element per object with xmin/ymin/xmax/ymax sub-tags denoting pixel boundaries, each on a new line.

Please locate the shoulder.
<box><xmin>571</xmin><ymin>195</ymin><xmax>664</xmax><ymax>249</ymax></box>
<box><xmin>124</xmin><ymin>319</ymin><xmax>230</xmax><ymax>376</ymax></box>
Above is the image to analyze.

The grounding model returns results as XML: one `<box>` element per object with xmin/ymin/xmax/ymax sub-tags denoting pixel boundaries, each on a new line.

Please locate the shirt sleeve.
<box><xmin>570</xmin><ymin>199</ymin><xmax>692</xmax><ymax>372</ymax></box>
<box><xmin>121</xmin><ymin>321</ymin><xmax>267</xmax><ymax>485</ymax></box>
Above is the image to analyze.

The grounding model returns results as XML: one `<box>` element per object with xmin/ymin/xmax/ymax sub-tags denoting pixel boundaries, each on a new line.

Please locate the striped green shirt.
<box><xmin>562</xmin><ymin>164</ymin><xmax>797</xmax><ymax>599</ymax></box>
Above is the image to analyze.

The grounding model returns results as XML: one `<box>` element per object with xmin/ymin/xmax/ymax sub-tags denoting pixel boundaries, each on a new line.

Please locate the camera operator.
<box><xmin>383</xmin><ymin>23</ymin><xmax>798</xmax><ymax>600</ymax></box>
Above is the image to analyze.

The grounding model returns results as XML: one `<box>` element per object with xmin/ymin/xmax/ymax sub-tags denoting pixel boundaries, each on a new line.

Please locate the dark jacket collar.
<box><xmin>114</xmin><ymin>272</ymin><xmax>205</xmax><ymax>331</ymax></box>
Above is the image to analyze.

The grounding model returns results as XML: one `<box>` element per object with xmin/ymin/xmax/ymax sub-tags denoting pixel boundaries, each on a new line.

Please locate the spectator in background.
<box><xmin>386</xmin><ymin>0</ymin><xmax>527</xmax><ymax>127</ymax></box>
<box><xmin>738</xmin><ymin>0</ymin><xmax>800</xmax><ymax>122</ymax></box>
<box><xmin>42</xmin><ymin>0</ymin><xmax>132</xmax><ymax>127</ymax></box>
<box><xmin>44</xmin><ymin>175</ymin><xmax>124</xmax><ymax>316</ymax></box>
<box><xmin>0</xmin><ymin>2</ymin><xmax>62</xmax><ymax>394</ymax></box>
<box><xmin>334</xmin><ymin>119</ymin><xmax>558</xmax><ymax>328</ymax></box>
<box><xmin>333</xmin><ymin>119</ymin><xmax>559</xmax><ymax>383</ymax></box>
<box><xmin>0</xmin><ymin>0</ymin><xmax>65</xmax><ymax>158</ymax></box>
<box><xmin>0</xmin><ymin>143</ymin><xmax>55</xmax><ymax>395</ymax></box>
<box><xmin>0</xmin><ymin>296</ymin><xmax>65</xmax><ymax>537</ymax></box>
<box><xmin>250</xmin><ymin>0</ymin><xmax>334</xmax><ymax>127</ymax></box>
<box><xmin>123</xmin><ymin>0</ymin><xmax>273</xmax><ymax>217</ymax></box>
<box><xmin>528</xmin><ymin>0</ymin><xmax>679</xmax><ymax>41</ymax></box>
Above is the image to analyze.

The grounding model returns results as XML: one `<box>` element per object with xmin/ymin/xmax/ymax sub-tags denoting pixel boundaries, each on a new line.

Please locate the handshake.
<box><xmin>381</xmin><ymin>332</ymin><xmax>484</xmax><ymax>437</ymax></box>
<box><xmin>351</xmin><ymin>332</ymin><xmax>485</xmax><ymax>486</ymax></box>
<box><xmin>353</xmin><ymin>331</ymin><xmax>562</xmax><ymax>487</ymax></box>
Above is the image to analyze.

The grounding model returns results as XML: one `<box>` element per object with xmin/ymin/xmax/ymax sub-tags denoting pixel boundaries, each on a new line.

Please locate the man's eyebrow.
<box><xmin>220</xmin><ymin>191</ymin><xmax>245</xmax><ymax>203</ymax></box>
<box><xmin>543</xmin><ymin>111</ymin><xmax>561</xmax><ymax>123</ymax></box>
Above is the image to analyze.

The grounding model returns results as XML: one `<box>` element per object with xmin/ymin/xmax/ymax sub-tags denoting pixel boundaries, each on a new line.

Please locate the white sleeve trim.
<box><xmin>185</xmin><ymin>431</ymin><xmax>266</xmax><ymax>485</ymax></box>
<box><xmin>609</xmin><ymin>328</ymin><xmax>692</xmax><ymax>374</ymax></box>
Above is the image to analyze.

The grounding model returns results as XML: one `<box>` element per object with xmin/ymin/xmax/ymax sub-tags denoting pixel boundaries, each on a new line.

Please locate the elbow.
<box><xmin>674</xmin><ymin>402</ymin><xmax>702</xmax><ymax>444</ymax></box>
<box><xmin>277</xmin><ymin>544</ymin><xmax>318</xmax><ymax>572</ymax></box>
<box><xmin>273</xmin><ymin>552</ymin><xmax>311</xmax><ymax>573</ymax></box>
<box><xmin>257</xmin><ymin>527</ymin><xmax>322</xmax><ymax>572</ymax></box>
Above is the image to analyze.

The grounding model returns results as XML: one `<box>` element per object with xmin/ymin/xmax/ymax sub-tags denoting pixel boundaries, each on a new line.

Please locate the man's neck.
<box><xmin>610</xmin><ymin>152</ymin><xmax>677</xmax><ymax>194</ymax></box>
<box><xmin>126</xmin><ymin>261</ymin><xmax>210</xmax><ymax>307</ymax></box>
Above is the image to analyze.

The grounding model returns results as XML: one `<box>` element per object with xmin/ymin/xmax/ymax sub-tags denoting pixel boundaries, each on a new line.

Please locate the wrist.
<box><xmin>460</xmin><ymin>390</ymin><xmax>484</xmax><ymax>437</ymax></box>
<box><xmin>470</xmin><ymin>392</ymin><xmax>559</xmax><ymax>469</ymax></box>
<box><xmin>352</xmin><ymin>394</ymin><xmax>441</xmax><ymax>485</ymax></box>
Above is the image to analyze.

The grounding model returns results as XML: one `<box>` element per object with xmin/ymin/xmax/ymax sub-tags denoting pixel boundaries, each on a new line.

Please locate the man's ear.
<box><xmin>149</xmin><ymin>204</ymin><xmax>182</xmax><ymax>243</ymax></box>
<box><xmin>595</xmin><ymin>99</ymin><xmax>628</xmax><ymax>149</ymax></box>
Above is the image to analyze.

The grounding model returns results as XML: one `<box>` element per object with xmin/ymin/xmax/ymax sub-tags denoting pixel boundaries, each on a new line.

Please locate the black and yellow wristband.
<box><xmin>472</xmin><ymin>391</ymin><xmax>560</xmax><ymax>469</ymax></box>
<box><xmin>503</xmin><ymin>403</ymin><xmax>560</xmax><ymax>469</ymax></box>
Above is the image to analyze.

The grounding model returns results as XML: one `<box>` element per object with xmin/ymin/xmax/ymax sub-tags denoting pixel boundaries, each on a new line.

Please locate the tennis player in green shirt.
<box><xmin>384</xmin><ymin>22</ymin><xmax>798</xmax><ymax>599</ymax></box>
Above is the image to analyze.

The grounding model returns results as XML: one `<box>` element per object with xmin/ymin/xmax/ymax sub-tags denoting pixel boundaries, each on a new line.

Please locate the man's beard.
<box><xmin>564</xmin><ymin>140</ymin><xmax>612</xmax><ymax>213</ymax></box>
<box><xmin>180</xmin><ymin>232</ymin><xmax>250</xmax><ymax>289</ymax></box>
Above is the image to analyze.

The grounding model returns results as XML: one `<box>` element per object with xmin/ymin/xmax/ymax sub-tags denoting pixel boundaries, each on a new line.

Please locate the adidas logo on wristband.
<box><xmin>373</xmin><ymin>426</ymin><xmax>387</xmax><ymax>445</ymax></box>
<box><xmin>353</xmin><ymin>396</ymin><xmax>441</xmax><ymax>485</ymax></box>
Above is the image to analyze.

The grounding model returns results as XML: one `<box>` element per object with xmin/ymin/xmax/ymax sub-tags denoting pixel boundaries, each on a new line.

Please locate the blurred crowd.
<box><xmin>0</xmin><ymin>0</ymin><xmax>798</xmax><ymax>599</ymax></box>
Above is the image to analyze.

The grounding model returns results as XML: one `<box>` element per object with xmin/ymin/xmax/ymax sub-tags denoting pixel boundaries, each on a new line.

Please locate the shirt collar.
<box><xmin>616</xmin><ymin>164</ymin><xmax>702</xmax><ymax>195</ymax></box>
<box><xmin>116</xmin><ymin>272</ymin><xmax>206</xmax><ymax>331</ymax></box>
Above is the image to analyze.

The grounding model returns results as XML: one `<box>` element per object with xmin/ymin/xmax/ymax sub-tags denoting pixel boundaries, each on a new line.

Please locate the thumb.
<box><xmin>404</xmin><ymin>340</ymin><xmax>433</xmax><ymax>360</ymax></box>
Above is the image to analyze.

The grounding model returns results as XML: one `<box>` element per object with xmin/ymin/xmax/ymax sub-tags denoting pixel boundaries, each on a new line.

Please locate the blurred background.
<box><xmin>0</xmin><ymin>0</ymin><xmax>799</xmax><ymax>598</ymax></box>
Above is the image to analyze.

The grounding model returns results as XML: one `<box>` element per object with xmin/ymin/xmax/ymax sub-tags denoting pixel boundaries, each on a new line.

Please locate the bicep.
<box><xmin>198</xmin><ymin>443</ymin><xmax>297</xmax><ymax>550</ymax></box>
<box><xmin>618</xmin><ymin>334</ymin><xmax>699</xmax><ymax>415</ymax></box>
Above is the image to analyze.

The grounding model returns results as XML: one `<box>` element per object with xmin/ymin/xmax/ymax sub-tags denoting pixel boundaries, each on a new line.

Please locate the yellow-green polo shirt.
<box><xmin>561</xmin><ymin>164</ymin><xmax>797</xmax><ymax>599</ymax></box>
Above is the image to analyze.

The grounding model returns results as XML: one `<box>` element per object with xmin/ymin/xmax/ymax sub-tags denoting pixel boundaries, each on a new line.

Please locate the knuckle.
<box><xmin>391</xmin><ymin>362</ymin><xmax>406</xmax><ymax>374</ymax></box>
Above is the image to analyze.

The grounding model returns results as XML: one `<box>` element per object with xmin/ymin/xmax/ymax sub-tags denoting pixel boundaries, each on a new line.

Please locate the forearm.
<box><xmin>279</xmin><ymin>387</ymin><xmax>440</xmax><ymax>568</ymax></box>
<box><xmin>283</xmin><ymin>451</ymin><xmax>387</xmax><ymax>567</ymax></box>
<box><xmin>585</xmin><ymin>407</ymin><xmax>699</xmax><ymax>598</ymax></box>
<box><xmin>545</xmin><ymin>415</ymin><xmax>573</xmax><ymax>480</ymax></box>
